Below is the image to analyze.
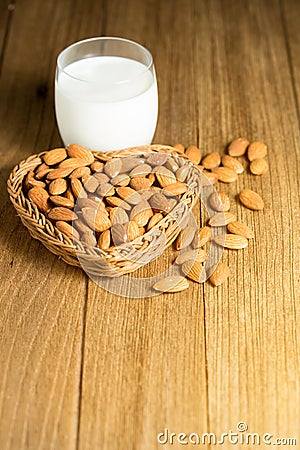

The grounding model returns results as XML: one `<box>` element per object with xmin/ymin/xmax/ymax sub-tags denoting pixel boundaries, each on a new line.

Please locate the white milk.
<box><xmin>55</xmin><ymin>56</ymin><xmax>158</xmax><ymax>151</ymax></box>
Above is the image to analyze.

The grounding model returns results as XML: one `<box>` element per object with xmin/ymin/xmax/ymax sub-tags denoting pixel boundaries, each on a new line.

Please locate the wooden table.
<box><xmin>1</xmin><ymin>0</ymin><xmax>299</xmax><ymax>449</ymax></box>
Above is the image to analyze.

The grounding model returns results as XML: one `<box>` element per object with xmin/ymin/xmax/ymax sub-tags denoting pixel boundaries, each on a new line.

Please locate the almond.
<box><xmin>175</xmin><ymin>226</ymin><xmax>196</xmax><ymax>250</ymax></box>
<box><xmin>209</xmin><ymin>211</ymin><xmax>236</xmax><ymax>226</ymax></box>
<box><xmin>28</xmin><ymin>186</ymin><xmax>51</xmax><ymax>213</ymax></box>
<box><xmin>209</xmin><ymin>262</ymin><xmax>231</xmax><ymax>286</ymax></box>
<box><xmin>82</xmin><ymin>231</ymin><xmax>97</xmax><ymax>247</ymax></box>
<box><xmin>50</xmin><ymin>195</ymin><xmax>74</xmax><ymax>208</ymax></box>
<box><xmin>106</xmin><ymin>196</ymin><xmax>131</xmax><ymax>210</ymax></box>
<box><xmin>24</xmin><ymin>171</ymin><xmax>46</xmax><ymax>189</ymax></box>
<box><xmin>90</xmin><ymin>161</ymin><xmax>104</xmax><ymax>172</ymax></box>
<box><xmin>247</xmin><ymin>141</ymin><xmax>267</xmax><ymax>161</ymax></box>
<box><xmin>130</xmin><ymin>177</ymin><xmax>152</xmax><ymax>191</ymax></box>
<box><xmin>46</xmin><ymin>167</ymin><xmax>75</xmax><ymax>180</ymax></box>
<box><xmin>129</xmin><ymin>163</ymin><xmax>152</xmax><ymax>177</ymax></box>
<box><xmin>165</xmin><ymin>158</ymin><xmax>179</xmax><ymax>172</ymax></box>
<box><xmin>69</xmin><ymin>166</ymin><xmax>91</xmax><ymax>179</ymax></box>
<box><xmin>43</xmin><ymin>148</ymin><xmax>67</xmax><ymax>165</ymax></box>
<box><xmin>228</xmin><ymin>137</ymin><xmax>250</xmax><ymax>156</ymax></box>
<box><xmin>163</xmin><ymin>182</ymin><xmax>188</xmax><ymax>196</ymax></box>
<box><xmin>59</xmin><ymin>157</ymin><xmax>87</xmax><ymax>170</ymax></box>
<box><xmin>153</xmin><ymin>276</ymin><xmax>189</xmax><ymax>293</ymax></box>
<box><xmin>182</xmin><ymin>260</ymin><xmax>206</xmax><ymax>283</ymax></box>
<box><xmin>111</xmin><ymin>174</ymin><xmax>130</xmax><ymax>187</ymax></box>
<box><xmin>147</xmin><ymin>153</ymin><xmax>168</xmax><ymax>166</ymax></box>
<box><xmin>111</xmin><ymin>223</ymin><xmax>128</xmax><ymax>245</ymax></box>
<box><xmin>201</xmin><ymin>151</ymin><xmax>221</xmax><ymax>169</ymax></box>
<box><xmin>56</xmin><ymin>221</ymin><xmax>79</xmax><ymax>240</ymax></box>
<box><xmin>120</xmin><ymin>157</ymin><xmax>143</xmax><ymax>173</ymax></box>
<box><xmin>98</xmin><ymin>230</ymin><xmax>111</xmax><ymax>250</ymax></box>
<box><xmin>71</xmin><ymin>178</ymin><xmax>85</xmax><ymax>199</ymax></box>
<box><xmin>67</xmin><ymin>144</ymin><xmax>94</xmax><ymax>164</ymax></box>
<box><xmin>202</xmin><ymin>171</ymin><xmax>218</xmax><ymax>185</ymax></box>
<box><xmin>212</xmin><ymin>166</ymin><xmax>238</xmax><ymax>183</ymax></box>
<box><xmin>227</xmin><ymin>221</ymin><xmax>254</xmax><ymax>239</ymax></box>
<box><xmin>110</xmin><ymin>207</ymin><xmax>128</xmax><ymax>225</ymax></box>
<box><xmin>48</xmin><ymin>178</ymin><xmax>67</xmax><ymax>195</ymax></box>
<box><xmin>126</xmin><ymin>220</ymin><xmax>140</xmax><ymax>241</ymax></box>
<box><xmin>48</xmin><ymin>207</ymin><xmax>77</xmax><ymax>222</ymax></box>
<box><xmin>93</xmin><ymin>172</ymin><xmax>110</xmax><ymax>184</ymax></box>
<box><xmin>185</xmin><ymin>145</ymin><xmax>202</xmax><ymax>164</ymax></box>
<box><xmin>65</xmin><ymin>188</ymin><xmax>75</xmax><ymax>204</ymax></box>
<box><xmin>213</xmin><ymin>233</ymin><xmax>248</xmax><ymax>249</ymax></box>
<box><xmin>178</xmin><ymin>248</ymin><xmax>207</xmax><ymax>265</ymax></box>
<box><xmin>239</xmin><ymin>189</ymin><xmax>264</xmax><ymax>210</ymax></box>
<box><xmin>130</xmin><ymin>201</ymin><xmax>153</xmax><ymax>226</ymax></box>
<box><xmin>209</xmin><ymin>192</ymin><xmax>230</xmax><ymax>211</ymax></box>
<box><xmin>147</xmin><ymin>213</ymin><xmax>164</xmax><ymax>230</ymax></box>
<box><xmin>176</xmin><ymin>165</ymin><xmax>189</xmax><ymax>182</ymax></box>
<box><xmin>155</xmin><ymin>166</ymin><xmax>177</xmax><ymax>187</ymax></box>
<box><xmin>249</xmin><ymin>158</ymin><xmax>269</xmax><ymax>175</ymax></box>
<box><xmin>221</xmin><ymin>155</ymin><xmax>244</xmax><ymax>174</ymax></box>
<box><xmin>192</xmin><ymin>226</ymin><xmax>211</xmax><ymax>248</ymax></box>
<box><xmin>104</xmin><ymin>158</ymin><xmax>122</xmax><ymax>178</ymax></box>
<box><xmin>116</xmin><ymin>186</ymin><xmax>142</xmax><ymax>205</ymax></box>
<box><xmin>173</xmin><ymin>143</ymin><xmax>185</xmax><ymax>153</ymax></box>
<box><xmin>83</xmin><ymin>176</ymin><xmax>99</xmax><ymax>193</ymax></box>
<box><xmin>149</xmin><ymin>193</ymin><xmax>169</xmax><ymax>213</ymax></box>
<box><xmin>35</xmin><ymin>163</ymin><xmax>52</xmax><ymax>180</ymax></box>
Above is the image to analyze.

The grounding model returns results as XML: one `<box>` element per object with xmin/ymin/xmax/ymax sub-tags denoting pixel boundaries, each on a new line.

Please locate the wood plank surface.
<box><xmin>0</xmin><ymin>0</ymin><xmax>299</xmax><ymax>449</ymax></box>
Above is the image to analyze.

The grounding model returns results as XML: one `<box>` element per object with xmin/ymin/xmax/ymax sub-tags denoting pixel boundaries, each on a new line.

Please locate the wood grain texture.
<box><xmin>0</xmin><ymin>0</ymin><xmax>299</xmax><ymax>449</ymax></box>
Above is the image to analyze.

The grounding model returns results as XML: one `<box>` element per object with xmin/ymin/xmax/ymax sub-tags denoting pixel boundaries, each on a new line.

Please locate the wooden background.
<box><xmin>0</xmin><ymin>0</ymin><xmax>299</xmax><ymax>449</ymax></box>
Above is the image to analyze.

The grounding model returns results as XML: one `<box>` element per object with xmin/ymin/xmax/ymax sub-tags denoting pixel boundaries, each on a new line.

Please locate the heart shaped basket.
<box><xmin>7</xmin><ymin>145</ymin><xmax>202</xmax><ymax>277</ymax></box>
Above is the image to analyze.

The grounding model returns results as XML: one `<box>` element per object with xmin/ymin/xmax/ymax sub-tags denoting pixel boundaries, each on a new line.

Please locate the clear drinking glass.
<box><xmin>55</xmin><ymin>37</ymin><xmax>158</xmax><ymax>151</ymax></box>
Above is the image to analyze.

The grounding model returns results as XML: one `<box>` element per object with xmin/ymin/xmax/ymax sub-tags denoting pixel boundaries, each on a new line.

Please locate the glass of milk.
<box><xmin>55</xmin><ymin>37</ymin><xmax>158</xmax><ymax>151</ymax></box>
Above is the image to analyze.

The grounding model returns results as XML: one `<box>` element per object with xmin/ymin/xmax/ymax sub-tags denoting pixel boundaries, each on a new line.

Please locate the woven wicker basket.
<box><xmin>7</xmin><ymin>145</ymin><xmax>202</xmax><ymax>277</ymax></box>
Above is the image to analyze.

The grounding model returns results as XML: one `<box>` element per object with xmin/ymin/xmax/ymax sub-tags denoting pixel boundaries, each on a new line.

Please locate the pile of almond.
<box><xmin>23</xmin><ymin>138</ymin><xmax>267</xmax><ymax>291</ymax></box>
<box><xmin>153</xmin><ymin>138</ymin><xmax>268</xmax><ymax>292</ymax></box>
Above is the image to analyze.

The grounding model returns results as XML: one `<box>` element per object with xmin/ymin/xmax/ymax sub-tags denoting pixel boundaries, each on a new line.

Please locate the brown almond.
<box><xmin>202</xmin><ymin>170</ymin><xmax>218</xmax><ymax>185</ymax></box>
<box><xmin>228</xmin><ymin>137</ymin><xmax>250</xmax><ymax>156</ymax></box>
<box><xmin>213</xmin><ymin>233</ymin><xmax>248</xmax><ymax>249</ymax></box>
<box><xmin>110</xmin><ymin>207</ymin><xmax>128</xmax><ymax>225</ymax></box>
<box><xmin>149</xmin><ymin>193</ymin><xmax>169</xmax><ymax>213</ymax></box>
<box><xmin>48</xmin><ymin>207</ymin><xmax>77</xmax><ymax>222</ymax></box>
<box><xmin>165</xmin><ymin>158</ymin><xmax>179</xmax><ymax>172</ymax></box>
<box><xmin>130</xmin><ymin>201</ymin><xmax>153</xmax><ymax>227</ymax></box>
<box><xmin>209</xmin><ymin>262</ymin><xmax>231</xmax><ymax>286</ymax></box>
<box><xmin>48</xmin><ymin>178</ymin><xmax>68</xmax><ymax>196</ymax></box>
<box><xmin>209</xmin><ymin>192</ymin><xmax>230</xmax><ymax>211</ymax></box>
<box><xmin>98</xmin><ymin>230</ymin><xmax>111</xmax><ymax>250</ymax></box>
<box><xmin>50</xmin><ymin>195</ymin><xmax>74</xmax><ymax>208</ymax></box>
<box><xmin>71</xmin><ymin>178</ymin><xmax>85</xmax><ymax>198</ymax></box>
<box><xmin>248</xmin><ymin>141</ymin><xmax>267</xmax><ymax>161</ymax></box>
<box><xmin>155</xmin><ymin>166</ymin><xmax>177</xmax><ymax>187</ymax></box>
<box><xmin>209</xmin><ymin>211</ymin><xmax>236</xmax><ymax>226</ymax></box>
<box><xmin>130</xmin><ymin>163</ymin><xmax>152</xmax><ymax>177</ymax></box>
<box><xmin>239</xmin><ymin>189</ymin><xmax>264</xmax><ymax>210</ymax></box>
<box><xmin>201</xmin><ymin>151</ymin><xmax>221</xmax><ymax>169</ymax></box>
<box><xmin>126</xmin><ymin>220</ymin><xmax>140</xmax><ymax>241</ymax></box>
<box><xmin>24</xmin><ymin>171</ymin><xmax>46</xmax><ymax>190</ymax></box>
<box><xmin>28</xmin><ymin>186</ymin><xmax>51</xmax><ymax>213</ymax></box>
<box><xmin>111</xmin><ymin>223</ymin><xmax>128</xmax><ymax>245</ymax></box>
<box><xmin>94</xmin><ymin>209</ymin><xmax>112</xmax><ymax>232</ymax></box>
<box><xmin>83</xmin><ymin>176</ymin><xmax>99</xmax><ymax>193</ymax></box>
<box><xmin>153</xmin><ymin>276</ymin><xmax>189</xmax><ymax>293</ymax></box>
<box><xmin>147</xmin><ymin>153</ymin><xmax>168</xmax><ymax>166</ymax></box>
<box><xmin>165</xmin><ymin>198</ymin><xmax>178</xmax><ymax>213</ymax></box>
<box><xmin>176</xmin><ymin>165</ymin><xmax>189</xmax><ymax>182</ymax></box>
<box><xmin>43</xmin><ymin>148</ymin><xmax>67</xmax><ymax>165</ymax></box>
<box><xmin>120</xmin><ymin>157</ymin><xmax>143</xmax><ymax>173</ymax></box>
<box><xmin>163</xmin><ymin>182</ymin><xmax>188</xmax><ymax>196</ymax></box>
<box><xmin>182</xmin><ymin>260</ymin><xmax>206</xmax><ymax>283</ymax></box>
<box><xmin>65</xmin><ymin>188</ymin><xmax>75</xmax><ymax>204</ymax></box>
<box><xmin>82</xmin><ymin>231</ymin><xmax>97</xmax><ymax>247</ymax></box>
<box><xmin>212</xmin><ymin>166</ymin><xmax>238</xmax><ymax>183</ymax></box>
<box><xmin>250</xmin><ymin>158</ymin><xmax>269</xmax><ymax>175</ymax></box>
<box><xmin>93</xmin><ymin>172</ymin><xmax>110</xmax><ymax>184</ymax></box>
<box><xmin>69</xmin><ymin>166</ymin><xmax>91</xmax><ymax>179</ymax></box>
<box><xmin>56</xmin><ymin>221</ymin><xmax>79</xmax><ymax>240</ymax></box>
<box><xmin>59</xmin><ymin>157</ymin><xmax>87</xmax><ymax>170</ymax></box>
<box><xmin>104</xmin><ymin>158</ymin><xmax>122</xmax><ymax>178</ymax></box>
<box><xmin>35</xmin><ymin>163</ymin><xmax>52</xmax><ymax>180</ymax></box>
<box><xmin>185</xmin><ymin>145</ymin><xmax>202</xmax><ymax>164</ymax></box>
<box><xmin>173</xmin><ymin>143</ymin><xmax>185</xmax><ymax>153</ymax></box>
<box><xmin>130</xmin><ymin>177</ymin><xmax>152</xmax><ymax>191</ymax></box>
<box><xmin>147</xmin><ymin>213</ymin><xmax>164</xmax><ymax>230</ymax></box>
<box><xmin>90</xmin><ymin>161</ymin><xmax>104</xmax><ymax>172</ymax></box>
<box><xmin>106</xmin><ymin>196</ymin><xmax>131</xmax><ymax>210</ymax></box>
<box><xmin>227</xmin><ymin>221</ymin><xmax>254</xmax><ymax>239</ymax></box>
<box><xmin>192</xmin><ymin>226</ymin><xmax>211</xmax><ymax>248</ymax></box>
<box><xmin>46</xmin><ymin>167</ymin><xmax>75</xmax><ymax>180</ymax></box>
<box><xmin>221</xmin><ymin>155</ymin><xmax>244</xmax><ymax>174</ymax></box>
<box><xmin>175</xmin><ymin>226</ymin><xmax>196</xmax><ymax>250</ymax></box>
<box><xmin>67</xmin><ymin>144</ymin><xmax>94</xmax><ymax>164</ymax></box>
<box><xmin>116</xmin><ymin>186</ymin><xmax>142</xmax><ymax>205</ymax></box>
<box><xmin>111</xmin><ymin>174</ymin><xmax>130</xmax><ymax>187</ymax></box>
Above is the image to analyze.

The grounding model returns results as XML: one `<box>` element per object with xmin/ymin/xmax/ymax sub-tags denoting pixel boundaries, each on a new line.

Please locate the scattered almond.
<box><xmin>239</xmin><ymin>189</ymin><xmax>264</xmax><ymax>210</ymax></box>
<box><xmin>175</xmin><ymin>226</ymin><xmax>196</xmax><ymax>250</ymax></box>
<box><xmin>182</xmin><ymin>260</ymin><xmax>206</xmax><ymax>283</ymax></box>
<box><xmin>221</xmin><ymin>155</ymin><xmax>244</xmax><ymax>174</ymax></box>
<box><xmin>248</xmin><ymin>141</ymin><xmax>267</xmax><ymax>161</ymax></box>
<box><xmin>43</xmin><ymin>148</ymin><xmax>67</xmax><ymax>165</ymax></box>
<box><xmin>153</xmin><ymin>276</ymin><xmax>189</xmax><ymax>293</ymax></box>
<box><xmin>209</xmin><ymin>192</ymin><xmax>230</xmax><ymax>211</ymax></box>
<box><xmin>213</xmin><ymin>234</ymin><xmax>248</xmax><ymax>249</ymax></box>
<box><xmin>209</xmin><ymin>262</ymin><xmax>231</xmax><ymax>286</ymax></box>
<box><xmin>192</xmin><ymin>226</ymin><xmax>211</xmax><ymax>248</ymax></box>
<box><xmin>209</xmin><ymin>211</ymin><xmax>236</xmax><ymax>226</ymax></box>
<box><xmin>228</xmin><ymin>137</ymin><xmax>250</xmax><ymax>156</ymax></box>
<box><xmin>212</xmin><ymin>166</ymin><xmax>238</xmax><ymax>183</ymax></box>
<box><xmin>173</xmin><ymin>143</ymin><xmax>185</xmax><ymax>153</ymax></box>
<box><xmin>185</xmin><ymin>145</ymin><xmax>202</xmax><ymax>164</ymax></box>
<box><xmin>201</xmin><ymin>151</ymin><xmax>221</xmax><ymax>169</ymax></box>
<box><xmin>250</xmin><ymin>158</ymin><xmax>269</xmax><ymax>175</ymax></box>
<box><xmin>227</xmin><ymin>221</ymin><xmax>254</xmax><ymax>239</ymax></box>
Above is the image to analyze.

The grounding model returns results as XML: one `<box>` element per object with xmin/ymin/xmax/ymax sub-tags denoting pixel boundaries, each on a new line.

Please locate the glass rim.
<box><xmin>56</xmin><ymin>36</ymin><xmax>154</xmax><ymax>84</ymax></box>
